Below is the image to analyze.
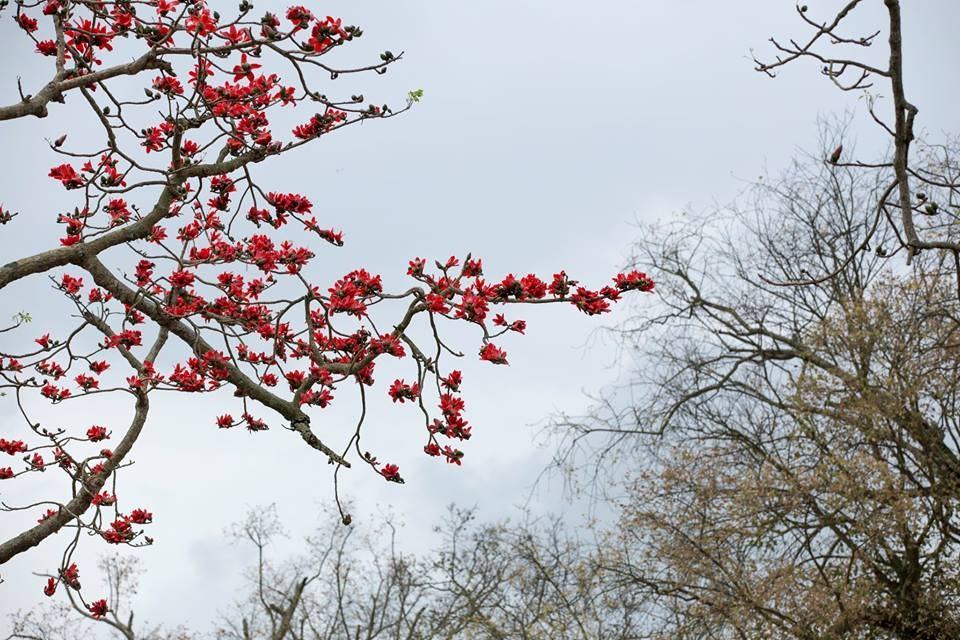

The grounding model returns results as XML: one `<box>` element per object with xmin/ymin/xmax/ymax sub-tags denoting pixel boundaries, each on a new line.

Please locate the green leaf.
<box><xmin>406</xmin><ymin>88</ymin><xmax>424</xmax><ymax>105</ymax></box>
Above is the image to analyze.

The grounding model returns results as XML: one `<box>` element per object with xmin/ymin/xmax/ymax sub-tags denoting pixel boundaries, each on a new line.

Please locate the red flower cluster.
<box><xmin>105</xmin><ymin>330</ymin><xmax>142</xmax><ymax>350</ymax></box>
<box><xmin>66</xmin><ymin>18</ymin><xmax>114</xmax><ymax>60</ymax></box>
<box><xmin>0</xmin><ymin>439</ymin><xmax>27</xmax><ymax>455</ymax></box>
<box><xmin>292</xmin><ymin>108</ymin><xmax>348</xmax><ymax>140</ymax></box>
<box><xmin>329</xmin><ymin>269</ymin><xmax>383</xmax><ymax>316</ymax></box>
<box><xmin>102</xmin><ymin>519</ymin><xmax>134</xmax><ymax>544</ymax></box>
<box><xmin>100</xmin><ymin>507</ymin><xmax>152</xmax><ymax>544</ymax></box>
<box><xmin>615</xmin><ymin>270</ymin><xmax>656</xmax><ymax>292</ymax></box>
<box><xmin>91</xmin><ymin>491</ymin><xmax>116</xmax><ymax>506</ymax></box>
<box><xmin>41</xmin><ymin>383</ymin><xmax>71</xmax><ymax>402</ymax></box>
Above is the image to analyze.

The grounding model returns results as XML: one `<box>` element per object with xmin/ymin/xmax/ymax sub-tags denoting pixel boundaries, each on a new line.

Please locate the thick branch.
<box><xmin>0</xmin><ymin>50</ymin><xmax>166</xmax><ymax>122</ymax></box>
<box><xmin>78</xmin><ymin>254</ymin><xmax>350</xmax><ymax>467</ymax></box>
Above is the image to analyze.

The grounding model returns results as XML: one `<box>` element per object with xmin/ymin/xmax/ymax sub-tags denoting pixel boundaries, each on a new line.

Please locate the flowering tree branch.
<box><xmin>0</xmin><ymin>0</ymin><xmax>653</xmax><ymax>615</ymax></box>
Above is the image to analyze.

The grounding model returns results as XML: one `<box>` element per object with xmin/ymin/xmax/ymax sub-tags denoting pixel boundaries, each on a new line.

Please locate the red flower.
<box><xmin>148</xmin><ymin>225</ymin><xmax>167</xmax><ymax>243</ymax></box>
<box><xmin>152</xmin><ymin>75</ymin><xmax>184</xmax><ymax>96</ymax></box>
<box><xmin>188</xmin><ymin>59</ymin><xmax>213</xmax><ymax>85</ymax></box>
<box><xmin>369</xmin><ymin>334</ymin><xmax>404</xmax><ymax>357</ymax></box>
<box><xmin>61</xmin><ymin>563</ymin><xmax>80</xmax><ymax>590</ymax></box>
<box><xmin>286</xmin><ymin>5</ymin><xmax>314</xmax><ymax>28</ymax></box>
<box><xmin>493</xmin><ymin>314</ymin><xmax>526</xmax><ymax>334</ymax></box>
<box><xmin>479</xmin><ymin>343</ymin><xmax>508</xmax><ymax>365</ymax></box>
<box><xmin>440</xmin><ymin>370</ymin><xmax>463</xmax><ymax>391</ymax></box>
<box><xmin>38</xmin><ymin>508</ymin><xmax>57</xmax><ymax>523</ymax></box>
<box><xmin>380</xmin><ymin>463</ymin><xmax>403</xmax><ymax>483</ymax></box>
<box><xmin>549</xmin><ymin>271</ymin><xmax>572</xmax><ymax>297</ymax></box>
<box><xmin>141</xmin><ymin>127</ymin><xmax>167</xmax><ymax>153</ymax></box>
<box><xmin>614</xmin><ymin>270</ymin><xmax>655</xmax><ymax>292</ymax></box>
<box><xmin>426</xmin><ymin>293</ymin><xmax>450</xmax><ymax>314</ymax></box>
<box><xmin>88</xmin><ymin>599</ymin><xmax>109</xmax><ymax>618</ymax></box>
<box><xmin>75</xmin><ymin>374</ymin><xmax>99</xmax><ymax>391</ymax></box>
<box><xmin>0</xmin><ymin>467</ymin><xmax>14</xmax><ymax>480</ymax></box>
<box><xmin>442</xmin><ymin>446</ymin><xmax>464</xmax><ymax>465</ymax></box>
<box><xmin>299</xmin><ymin>388</ymin><xmax>334</xmax><ymax>408</ymax></box>
<box><xmin>110</xmin><ymin>5</ymin><xmax>133</xmax><ymax>30</ymax></box>
<box><xmin>17</xmin><ymin>14</ymin><xmax>39</xmax><ymax>32</ymax></box>
<box><xmin>243</xmin><ymin>413</ymin><xmax>269</xmax><ymax>432</ymax></box>
<box><xmin>439</xmin><ymin>393</ymin><xmax>465</xmax><ymax>418</ymax></box>
<box><xmin>407</xmin><ymin>258</ymin><xmax>426</xmax><ymax>277</ymax></box>
<box><xmin>180</xmin><ymin>140</ymin><xmax>200</xmax><ymax>157</ymax></box>
<box><xmin>105</xmin><ymin>330</ymin><xmax>142</xmax><ymax>349</ymax></box>
<box><xmin>185</xmin><ymin>9</ymin><xmax>217</xmax><ymax>36</ymax></box>
<box><xmin>464</xmin><ymin>258</ymin><xmax>483</xmax><ymax>277</ymax></box>
<box><xmin>261</xmin><ymin>373</ymin><xmax>278</xmax><ymax>387</ymax></box>
<box><xmin>232</xmin><ymin>53</ymin><xmax>262</xmax><ymax>83</ymax></box>
<box><xmin>285</xmin><ymin>369</ymin><xmax>305</xmax><ymax>390</ymax></box>
<box><xmin>90</xmin><ymin>360</ymin><xmax>110</xmax><ymax>374</ymax></box>
<box><xmin>41</xmin><ymin>383</ymin><xmax>71</xmax><ymax>402</ymax></box>
<box><xmin>36</xmin><ymin>40</ymin><xmax>58</xmax><ymax>56</ymax></box>
<box><xmin>570</xmin><ymin>287</ymin><xmax>610</xmax><ymax>316</ymax></box>
<box><xmin>86</xmin><ymin>425</ymin><xmax>109</xmax><ymax>442</ymax></box>
<box><xmin>276</xmin><ymin>85</ymin><xmax>296</xmax><ymax>105</ymax></box>
<box><xmin>495</xmin><ymin>274</ymin><xmax>523</xmax><ymax>299</ymax></box>
<box><xmin>388</xmin><ymin>379</ymin><xmax>420</xmax><ymax>403</ymax></box>
<box><xmin>66</xmin><ymin>18</ymin><xmax>114</xmax><ymax>54</ymax></box>
<box><xmin>92</xmin><ymin>491</ymin><xmax>116</xmax><ymax>506</ymax></box>
<box><xmin>457</xmin><ymin>291</ymin><xmax>489</xmax><ymax>324</ymax></box>
<box><xmin>135</xmin><ymin>260</ymin><xmax>155</xmax><ymax>286</ymax></box>
<box><xmin>43</xmin><ymin>577</ymin><xmax>57</xmax><ymax>597</ymax></box>
<box><xmin>169</xmin><ymin>269</ymin><xmax>195</xmax><ymax>289</ymax></box>
<box><xmin>155</xmin><ymin>0</ymin><xmax>178</xmax><ymax>16</ymax></box>
<box><xmin>307</xmin><ymin>16</ymin><xmax>347</xmax><ymax>53</ymax></box>
<box><xmin>520</xmin><ymin>274</ymin><xmax>548</xmax><ymax>299</ymax></box>
<box><xmin>267</xmin><ymin>192</ymin><xmax>312</xmax><ymax>214</ymax></box>
<box><xmin>102</xmin><ymin>518</ymin><xmax>134</xmax><ymax>544</ymax></box>
<box><xmin>219</xmin><ymin>24</ymin><xmax>251</xmax><ymax>44</ymax></box>
<box><xmin>291</xmin><ymin>109</ymin><xmax>347</xmax><ymax>139</ymax></box>
<box><xmin>49</xmin><ymin>164</ymin><xmax>84</xmax><ymax>189</ymax></box>
<box><xmin>128</xmin><ymin>508</ymin><xmax>153</xmax><ymax>524</ymax></box>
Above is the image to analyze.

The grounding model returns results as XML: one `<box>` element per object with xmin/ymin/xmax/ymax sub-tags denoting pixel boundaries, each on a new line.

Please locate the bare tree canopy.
<box><xmin>9</xmin><ymin>505</ymin><xmax>645</xmax><ymax>640</ymax></box>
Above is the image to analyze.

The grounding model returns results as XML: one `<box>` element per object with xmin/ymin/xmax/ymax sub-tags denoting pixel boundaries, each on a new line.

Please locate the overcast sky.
<box><xmin>1</xmin><ymin>0</ymin><xmax>958</xmax><ymax>634</ymax></box>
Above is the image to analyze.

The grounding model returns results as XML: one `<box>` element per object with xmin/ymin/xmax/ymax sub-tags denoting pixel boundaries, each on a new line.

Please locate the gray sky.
<box><xmin>1</xmin><ymin>0</ymin><xmax>958</xmax><ymax>634</ymax></box>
